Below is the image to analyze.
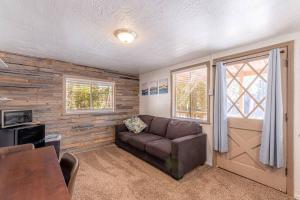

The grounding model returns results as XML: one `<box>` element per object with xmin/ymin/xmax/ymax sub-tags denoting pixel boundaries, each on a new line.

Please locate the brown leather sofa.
<box><xmin>115</xmin><ymin>115</ymin><xmax>207</xmax><ymax>179</ymax></box>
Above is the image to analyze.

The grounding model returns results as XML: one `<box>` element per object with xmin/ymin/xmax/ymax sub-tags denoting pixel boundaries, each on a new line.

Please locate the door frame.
<box><xmin>212</xmin><ymin>41</ymin><xmax>294</xmax><ymax>196</ymax></box>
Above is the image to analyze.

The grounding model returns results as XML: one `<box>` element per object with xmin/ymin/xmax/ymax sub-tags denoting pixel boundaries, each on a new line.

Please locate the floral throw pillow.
<box><xmin>123</xmin><ymin>116</ymin><xmax>147</xmax><ymax>134</ymax></box>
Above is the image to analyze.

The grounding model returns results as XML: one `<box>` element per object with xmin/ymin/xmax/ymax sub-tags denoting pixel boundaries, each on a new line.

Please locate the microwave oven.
<box><xmin>0</xmin><ymin>110</ymin><xmax>33</xmax><ymax>128</ymax></box>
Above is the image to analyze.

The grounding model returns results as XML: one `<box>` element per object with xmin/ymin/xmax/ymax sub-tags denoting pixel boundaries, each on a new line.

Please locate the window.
<box><xmin>171</xmin><ymin>63</ymin><xmax>209</xmax><ymax>122</ymax></box>
<box><xmin>64</xmin><ymin>76</ymin><xmax>114</xmax><ymax>113</ymax></box>
<box><xmin>226</xmin><ymin>56</ymin><xmax>268</xmax><ymax>119</ymax></box>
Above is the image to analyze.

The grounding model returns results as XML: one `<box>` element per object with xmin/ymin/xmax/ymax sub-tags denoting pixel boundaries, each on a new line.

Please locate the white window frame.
<box><xmin>63</xmin><ymin>75</ymin><xmax>115</xmax><ymax>114</ymax></box>
<box><xmin>171</xmin><ymin>62</ymin><xmax>210</xmax><ymax>123</ymax></box>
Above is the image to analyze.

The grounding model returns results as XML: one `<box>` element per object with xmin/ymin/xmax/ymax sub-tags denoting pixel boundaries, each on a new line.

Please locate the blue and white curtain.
<box><xmin>259</xmin><ymin>49</ymin><xmax>284</xmax><ymax>168</ymax></box>
<box><xmin>213</xmin><ymin>62</ymin><xmax>228</xmax><ymax>153</ymax></box>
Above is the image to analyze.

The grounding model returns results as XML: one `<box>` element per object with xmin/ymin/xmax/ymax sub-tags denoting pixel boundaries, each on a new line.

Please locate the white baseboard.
<box><xmin>205</xmin><ymin>160</ymin><xmax>213</xmax><ymax>166</ymax></box>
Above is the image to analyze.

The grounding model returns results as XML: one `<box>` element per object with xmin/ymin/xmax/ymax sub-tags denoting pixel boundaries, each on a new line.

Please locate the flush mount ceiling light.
<box><xmin>114</xmin><ymin>29</ymin><xmax>137</xmax><ymax>44</ymax></box>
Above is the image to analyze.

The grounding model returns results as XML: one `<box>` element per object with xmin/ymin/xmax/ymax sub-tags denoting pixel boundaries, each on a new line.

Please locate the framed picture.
<box><xmin>149</xmin><ymin>81</ymin><xmax>158</xmax><ymax>95</ymax></box>
<box><xmin>141</xmin><ymin>82</ymin><xmax>148</xmax><ymax>96</ymax></box>
<box><xmin>159</xmin><ymin>78</ymin><xmax>168</xmax><ymax>94</ymax></box>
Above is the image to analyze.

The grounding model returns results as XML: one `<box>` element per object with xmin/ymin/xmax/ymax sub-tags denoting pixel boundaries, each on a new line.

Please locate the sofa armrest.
<box><xmin>171</xmin><ymin>134</ymin><xmax>207</xmax><ymax>179</ymax></box>
<box><xmin>116</xmin><ymin>124</ymin><xmax>128</xmax><ymax>133</ymax></box>
<box><xmin>115</xmin><ymin>124</ymin><xmax>128</xmax><ymax>141</ymax></box>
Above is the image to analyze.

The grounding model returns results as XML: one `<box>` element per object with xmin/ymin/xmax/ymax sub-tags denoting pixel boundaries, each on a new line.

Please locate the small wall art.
<box><xmin>159</xmin><ymin>78</ymin><xmax>168</xmax><ymax>94</ymax></box>
<box><xmin>149</xmin><ymin>81</ymin><xmax>158</xmax><ymax>95</ymax></box>
<box><xmin>141</xmin><ymin>82</ymin><xmax>148</xmax><ymax>96</ymax></box>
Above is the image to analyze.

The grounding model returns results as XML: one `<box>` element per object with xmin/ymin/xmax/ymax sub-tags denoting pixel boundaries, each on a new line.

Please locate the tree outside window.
<box><xmin>65</xmin><ymin>77</ymin><xmax>114</xmax><ymax>113</ymax></box>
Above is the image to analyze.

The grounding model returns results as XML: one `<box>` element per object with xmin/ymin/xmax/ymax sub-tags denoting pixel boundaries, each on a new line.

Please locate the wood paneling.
<box><xmin>0</xmin><ymin>52</ymin><xmax>139</xmax><ymax>153</ymax></box>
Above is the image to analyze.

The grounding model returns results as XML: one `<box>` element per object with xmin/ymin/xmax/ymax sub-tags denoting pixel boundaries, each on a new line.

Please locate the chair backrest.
<box><xmin>60</xmin><ymin>152</ymin><xmax>79</xmax><ymax>197</ymax></box>
<box><xmin>0</xmin><ymin>144</ymin><xmax>34</xmax><ymax>157</ymax></box>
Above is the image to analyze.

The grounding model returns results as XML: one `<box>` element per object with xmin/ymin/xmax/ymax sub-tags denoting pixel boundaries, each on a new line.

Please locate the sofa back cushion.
<box><xmin>149</xmin><ymin>117</ymin><xmax>170</xmax><ymax>137</ymax></box>
<box><xmin>166</xmin><ymin>119</ymin><xmax>202</xmax><ymax>139</ymax></box>
<box><xmin>138</xmin><ymin>115</ymin><xmax>154</xmax><ymax>132</ymax></box>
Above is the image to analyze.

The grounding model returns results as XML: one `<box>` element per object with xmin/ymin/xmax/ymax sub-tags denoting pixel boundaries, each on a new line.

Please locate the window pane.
<box><xmin>175</xmin><ymin>71</ymin><xmax>191</xmax><ymax>118</ymax></box>
<box><xmin>173</xmin><ymin>65</ymin><xmax>208</xmax><ymax>121</ymax></box>
<box><xmin>66</xmin><ymin>81</ymin><xmax>91</xmax><ymax>111</ymax></box>
<box><xmin>65</xmin><ymin>78</ymin><xmax>114</xmax><ymax>113</ymax></box>
<box><xmin>91</xmin><ymin>83</ymin><xmax>113</xmax><ymax>110</ymax></box>
<box><xmin>191</xmin><ymin>68</ymin><xmax>207</xmax><ymax>120</ymax></box>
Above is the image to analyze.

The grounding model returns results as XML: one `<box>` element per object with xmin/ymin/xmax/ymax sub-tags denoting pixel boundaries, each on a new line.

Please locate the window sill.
<box><xmin>171</xmin><ymin>117</ymin><xmax>211</xmax><ymax>125</ymax></box>
<box><xmin>64</xmin><ymin>110</ymin><xmax>116</xmax><ymax>116</ymax></box>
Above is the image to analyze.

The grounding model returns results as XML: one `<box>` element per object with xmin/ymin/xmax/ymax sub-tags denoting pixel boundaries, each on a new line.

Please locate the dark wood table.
<box><xmin>0</xmin><ymin>146</ymin><xmax>70</xmax><ymax>200</ymax></box>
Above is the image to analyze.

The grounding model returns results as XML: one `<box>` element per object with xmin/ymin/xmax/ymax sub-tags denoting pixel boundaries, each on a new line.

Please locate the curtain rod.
<box><xmin>212</xmin><ymin>50</ymin><xmax>285</xmax><ymax>67</ymax></box>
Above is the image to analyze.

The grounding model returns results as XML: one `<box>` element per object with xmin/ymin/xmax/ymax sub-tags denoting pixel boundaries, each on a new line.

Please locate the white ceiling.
<box><xmin>1</xmin><ymin>0</ymin><xmax>300</xmax><ymax>74</ymax></box>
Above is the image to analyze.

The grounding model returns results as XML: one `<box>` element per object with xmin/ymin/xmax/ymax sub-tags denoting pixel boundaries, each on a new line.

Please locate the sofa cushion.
<box><xmin>118</xmin><ymin>132</ymin><xmax>137</xmax><ymax>143</ymax></box>
<box><xmin>166</xmin><ymin>119</ymin><xmax>202</xmax><ymax>139</ymax></box>
<box><xmin>128</xmin><ymin>133</ymin><xmax>162</xmax><ymax>151</ymax></box>
<box><xmin>149</xmin><ymin>117</ymin><xmax>170</xmax><ymax>137</ymax></box>
<box><xmin>145</xmin><ymin>139</ymin><xmax>171</xmax><ymax>161</ymax></box>
<box><xmin>123</xmin><ymin>116</ymin><xmax>147</xmax><ymax>133</ymax></box>
<box><xmin>138</xmin><ymin>115</ymin><xmax>154</xmax><ymax>132</ymax></box>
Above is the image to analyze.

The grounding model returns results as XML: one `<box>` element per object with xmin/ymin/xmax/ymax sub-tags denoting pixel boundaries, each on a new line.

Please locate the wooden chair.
<box><xmin>60</xmin><ymin>152</ymin><xmax>79</xmax><ymax>197</ymax></box>
<box><xmin>0</xmin><ymin>144</ymin><xmax>34</xmax><ymax>158</ymax></box>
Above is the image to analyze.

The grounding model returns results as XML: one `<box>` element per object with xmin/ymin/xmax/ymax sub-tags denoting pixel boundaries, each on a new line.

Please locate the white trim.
<box><xmin>171</xmin><ymin>63</ymin><xmax>207</xmax><ymax>74</ymax></box>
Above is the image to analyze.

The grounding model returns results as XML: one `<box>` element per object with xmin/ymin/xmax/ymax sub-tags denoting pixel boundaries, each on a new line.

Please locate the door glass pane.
<box><xmin>249</xmin><ymin>107</ymin><xmax>264</xmax><ymax>119</ymax></box>
<box><xmin>242</xmin><ymin>92</ymin><xmax>257</xmax><ymax>117</ymax></box>
<box><xmin>226</xmin><ymin>70</ymin><xmax>234</xmax><ymax>86</ymax></box>
<box><xmin>248</xmin><ymin>78</ymin><xmax>267</xmax><ymax>102</ymax></box>
<box><xmin>235</xmin><ymin>64</ymin><xmax>256</xmax><ymax>88</ymax></box>
<box><xmin>261</xmin><ymin>67</ymin><xmax>268</xmax><ymax>81</ymax></box>
<box><xmin>228</xmin><ymin>106</ymin><xmax>243</xmax><ymax>118</ymax></box>
<box><xmin>226</xmin><ymin>57</ymin><xmax>268</xmax><ymax>119</ymax></box>
<box><xmin>248</xmin><ymin>59</ymin><xmax>268</xmax><ymax>73</ymax></box>
<box><xmin>227</xmin><ymin>79</ymin><xmax>243</xmax><ymax>102</ymax></box>
<box><xmin>227</xmin><ymin>98</ymin><xmax>233</xmax><ymax>112</ymax></box>
<box><xmin>227</xmin><ymin>63</ymin><xmax>244</xmax><ymax>76</ymax></box>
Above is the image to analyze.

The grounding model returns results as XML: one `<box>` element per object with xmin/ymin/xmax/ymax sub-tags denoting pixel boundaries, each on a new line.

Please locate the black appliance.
<box><xmin>45</xmin><ymin>134</ymin><xmax>61</xmax><ymax>158</ymax></box>
<box><xmin>1</xmin><ymin>110</ymin><xmax>33</xmax><ymax>128</ymax></box>
<box><xmin>0</xmin><ymin>124</ymin><xmax>45</xmax><ymax>148</ymax></box>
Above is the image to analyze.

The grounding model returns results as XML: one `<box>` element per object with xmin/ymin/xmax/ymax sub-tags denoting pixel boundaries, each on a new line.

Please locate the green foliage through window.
<box><xmin>173</xmin><ymin>66</ymin><xmax>208</xmax><ymax>121</ymax></box>
<box><xmin>65</xmin><ymin>78</ymin><xmax>114</xmax><ymax>112</ymax></box>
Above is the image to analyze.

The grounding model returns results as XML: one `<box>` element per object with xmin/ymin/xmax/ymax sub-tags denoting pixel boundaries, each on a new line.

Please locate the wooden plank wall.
<box><xmin>0</xmin><ymin>51</ymin><xmax>139</xmax><ymax>153</ymax></box>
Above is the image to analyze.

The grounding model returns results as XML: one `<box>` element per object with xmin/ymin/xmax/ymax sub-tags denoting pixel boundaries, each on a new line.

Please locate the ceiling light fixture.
<box><xmin>114</xmin><ymin>29</ymin><xmax>137</xmax><ymax>44</ymax></box>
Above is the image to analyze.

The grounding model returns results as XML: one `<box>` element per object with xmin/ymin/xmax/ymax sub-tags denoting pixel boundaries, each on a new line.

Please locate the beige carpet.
<box><xmin>73</xmin><ymin>145</ymin><xmax>292</xmax><ymax>200</ymax></box>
